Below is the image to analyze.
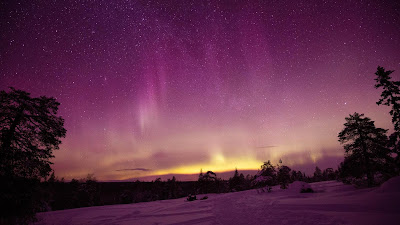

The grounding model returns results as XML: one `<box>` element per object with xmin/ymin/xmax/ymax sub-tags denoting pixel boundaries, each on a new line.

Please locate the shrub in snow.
<box><xmin>200</xmin><ymin>196</ymin><xmax>208</xmax><ymax>200</ymax></box>
<box><xmin>300</xmin><ymin>188</ymin><xmax>314</xmax><ymax>193</ymax></box>
<box><xmin>187</xmin><ymin>194</ymin><xmax>197</xmax><ymax>201</ymax></box>
<box><xmin>288</xmin><ymin>181</ymin><xmax>313</xmax><ymax>193</ymax></box>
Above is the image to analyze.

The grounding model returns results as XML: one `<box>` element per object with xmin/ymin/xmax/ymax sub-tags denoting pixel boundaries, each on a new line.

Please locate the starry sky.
<box><xmin>1</xmin><ymin>0</ymin><xmax>399</xmax><ymax>181</ymax></box>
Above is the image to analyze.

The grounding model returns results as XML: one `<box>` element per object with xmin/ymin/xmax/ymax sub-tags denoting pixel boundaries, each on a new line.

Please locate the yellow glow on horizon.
<box><xmin>151</xmin><ymin>156</ymin><xmax>263</xmax><ymax>177</ymax></box>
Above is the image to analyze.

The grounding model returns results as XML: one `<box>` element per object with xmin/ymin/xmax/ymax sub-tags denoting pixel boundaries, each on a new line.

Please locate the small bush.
<box><xmin>300</xmin><ymin>188</ymin><xmax>314</xmax><ymax>193</ymax></box>
<box><xmin>187</xmin><ymin>194</ymin><xmax>197</xmax><ymax>201</ymax></box>
<box><xmin>200</xmin><ymin>196</ymin><xmax>208</xmax><ymax>200</ymax></box>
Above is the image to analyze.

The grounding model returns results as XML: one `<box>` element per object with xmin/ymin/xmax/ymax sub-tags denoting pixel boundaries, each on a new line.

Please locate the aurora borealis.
<box><xmin>1</xmin><ymin>0</ymin><xmax>399</xmax><ymax>180</ymax></box>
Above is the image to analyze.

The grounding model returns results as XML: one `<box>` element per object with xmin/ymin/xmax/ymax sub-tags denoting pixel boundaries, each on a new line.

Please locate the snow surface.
<box><xmin>376</xmin><ymin>176</ymin><xmax>400</xmax><ymax>193</ymax></box>
<box><xmin>35</xmin><ymin>179</ymin><xmax>400</xmax><ymax>225</ymax></box>
<box><xmin>287</xmin><ymin>181</ymin><xmax>311</xmax><ymax>193</ymax></box>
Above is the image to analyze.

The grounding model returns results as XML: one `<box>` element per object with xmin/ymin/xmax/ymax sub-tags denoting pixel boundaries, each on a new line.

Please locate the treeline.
<box><xmin>251</xmin><ymin>161</ymin><xmax>338</xmax><ymax>190</ymax></box>
<box><xmin>36</xmin><ymin>175</ymin><xmax>197</xmax><ymax>211</ymax></box>
<box><xmin>198</xmin><ymin>163</ymin><xmax>339</xmax><ymax>195</ymax></box>
<box><xmin>38</xmin><ymin>163</ymin><xmax>338</xmax><ymax>212</ymax></box>
<box><xmin>229</xmin><ymin>162</ymin><xmax>339</xmax><ymax>193</ymax></box>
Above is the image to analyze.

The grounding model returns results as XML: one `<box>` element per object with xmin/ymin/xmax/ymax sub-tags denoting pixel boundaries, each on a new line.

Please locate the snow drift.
<box><xmin>287</xmin><ymin>181</ymin><xmax>312</xmax><ymax>193</ymax></box>
<box><xmin>376</xmin><ymin>176</ymin><xmax>400</xmax><ymax>193</ymax></box>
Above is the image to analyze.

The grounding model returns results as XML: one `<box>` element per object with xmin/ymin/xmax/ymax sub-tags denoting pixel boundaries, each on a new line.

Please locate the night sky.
<box><xmin>1</xmin><ymin>0</ymin><xmax>399</xmax><ymax>181</ymax></box>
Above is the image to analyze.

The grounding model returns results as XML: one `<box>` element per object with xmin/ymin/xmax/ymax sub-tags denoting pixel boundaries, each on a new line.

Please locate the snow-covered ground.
<box><xmin>35</xmin><ymin>178</ymin><xmax>400</xmax><ymax>225</ymax></box>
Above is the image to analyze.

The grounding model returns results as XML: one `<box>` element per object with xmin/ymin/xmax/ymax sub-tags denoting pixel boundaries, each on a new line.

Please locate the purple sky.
<box><xmin>1</xmin><ymin>0</ymin><xmax>399</xmax><ymax>180</ymax></box>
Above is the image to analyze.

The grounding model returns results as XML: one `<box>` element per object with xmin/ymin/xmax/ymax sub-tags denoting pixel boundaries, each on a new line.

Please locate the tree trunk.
<box><xmin>1</xmin><ymin>107</ymin><xmax>24</xmax><ymax>176</ymax></box>
<box><xmin>361</xmin><ymin>141</ymin><xmax>373</xmax><ymax>187</ymax></box>
<box><xmin>1</xmin><ymin>108</ymin><xmax>24</xmax><ymax>151</ymax></box>
<box><xmin>359</xmin><ymin>130</ymin><xmax>373</xmax><ymax>187</ymax></box>
<box><xmin>364</xmin><ymin>154</ymin><xmax>373</xmax><ymax>187</ymax></box>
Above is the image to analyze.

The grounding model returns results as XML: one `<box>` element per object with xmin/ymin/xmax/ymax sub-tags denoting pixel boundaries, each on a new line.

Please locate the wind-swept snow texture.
<box><xmin>36</xmin><ymin>179</ymin><xmax>400</xmax><ymax>225</ymax></box>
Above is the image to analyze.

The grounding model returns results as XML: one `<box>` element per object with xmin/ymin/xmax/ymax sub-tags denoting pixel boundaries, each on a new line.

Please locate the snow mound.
<box><xmin>377</xmin><ymin>176</ymin><xmax>400</xmax><ymax>193</ymax></box>
<box><xmin>251</xmin><ymin>175</ymin><xmax>273</xmax><ymax>187</ymax></box>
<box><xmin>288</xmin><ymin>181</ymin><xmax>312</xmax><ymax>193</ymax></box>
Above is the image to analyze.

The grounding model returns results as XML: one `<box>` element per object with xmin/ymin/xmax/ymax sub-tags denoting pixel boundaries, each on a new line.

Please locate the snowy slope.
<box><xmin>35</xmin><ymin>178</ymin><xmax>400</xmax><ymax>225</ymax></box>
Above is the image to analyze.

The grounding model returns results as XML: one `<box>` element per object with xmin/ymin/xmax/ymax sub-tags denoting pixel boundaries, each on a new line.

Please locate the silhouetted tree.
<box><xmin>79</xmin><ymin>174</ymin><xmax>100</xmax><ymax>206</ymax></box>
<box><xmin>0</xmin><ymin>88</ymin><xmax>66</xmax><ymax>224</ymax></box>
<box><xmin>277</xmin><ymin>165</ymin><xmax>291</xmax><ymax>189</ymax></box>
<box><xmin>229</xmin><ymin>168</ymin><xmax>239</xmax><ymax>190</ymax></box>
<box><xmin>198</xmin><ymin>170</ymin><xmax>226</xmax><ymax>193</ymax></box>
<box><xmin>229</xmin><ymin>168</ymin><xmax>246</xmax><ymax>191</ymax></box>
<box><xmin>166</xmin><ymin>176</ymin><xmax>179</xmax><ymax>199</ymax></box>
<box><xmin>322</xmin><ymin>168</ymin><xmax>336</xmax><ymax>180</ymax></box>
<box><xmin>47</xmin><ymin>171</ymin><xmax>56</xmax><ymax>183</ymax></box>
<box><xmin>260</xmin><ymin>160</ymin><xmax>276</xmax><ymax>179</ymax></box>
<box><xmin>337</xmin><ymin>157</ymin><xmax>364</xmax><ymax>183</ymax></box>
<box><xmin>290</xmin><ymin>170</ymin><xmax>305</xmax><ymax>181</ymax></box>
<box><xmin>374</xmin><ymin>66</ymin><xmax>400</xmax><ymax>166</ymax></box>
<box><xmin>313</xmin><ymin>166</ymin><xmax>323</xmax><ymax>182</ymax></box>
<box><xmin>0</xmin><ymin>88</ymin><xmax>66</xmax><ymax>179</ymax></box>
<box><xmin>290</xmin><ymin>170</ymin><xmax>297</xmax><ymax>181</ymax></box>
<box><xmin>198</xmin><ymin>170</ymin><xmax>214</xmax><ymax>193</ymax></box>
<box><xmin>338</xmin><ymin>113</ymin><xmax>390</xmax><ymax>186</ymax></box>
<box><xmin>252</xmin><ymin>160</ymin><xmax>277</xmax><ymax>188</ymax></box>
<box><xmin>152</xmin><ymin>178</ymin><xmax>163</xmax><ymax>200</ymax></box>
<box><xmin>203</xmin><ymin>171</ymin><xmax>217</xmax><ymax>181</ymax></box>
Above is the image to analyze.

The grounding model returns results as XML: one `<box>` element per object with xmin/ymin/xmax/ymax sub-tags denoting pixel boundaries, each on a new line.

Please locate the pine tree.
<box><xmin>323</xmin><ymin>168</ymin><xmax>335</xmax><ymax>180</ymax></box>
<box><xmin>229</xmin><ymin>168</ymin><xmax>239</xmax><ymax>191</ymax></box>
<box><xmin>48</xmin><ymin>171</ymin><xmax>56</xmax><ymax>183</ymax></box>
<box><xmin>277</xmin><ymin>165</ymin><xmax>291</xmax><ymax>189</ymax></box>
<box><xmin>313</xmin><ymin>166</ymin><xmax>322</xmax><ymax>182</ymax></box>
<box><xmin>338</xmin><ymin>113</ymin><xmax>389</xmax><ymax>186</ymax></box>
<box><xmin>199</xmin><ymin>169</ymin><xmax>203</xmax><ymax>181</ymax></box>
<box><xmin>260</xmin><ymin>160</ymin><xmax>276</xmax><ymax>179</ymax></box>
<box><xmin>374</xmin><ymin>66</ymin><xmax>400</xmax><ymax>165</ymax></box>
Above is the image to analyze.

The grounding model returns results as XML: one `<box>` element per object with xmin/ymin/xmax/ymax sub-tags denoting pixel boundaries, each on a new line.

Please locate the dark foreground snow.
<box><xmin>35</xmin><ymin>178</ymin><xmax>400</xmax><ymax>225</ymax></box>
